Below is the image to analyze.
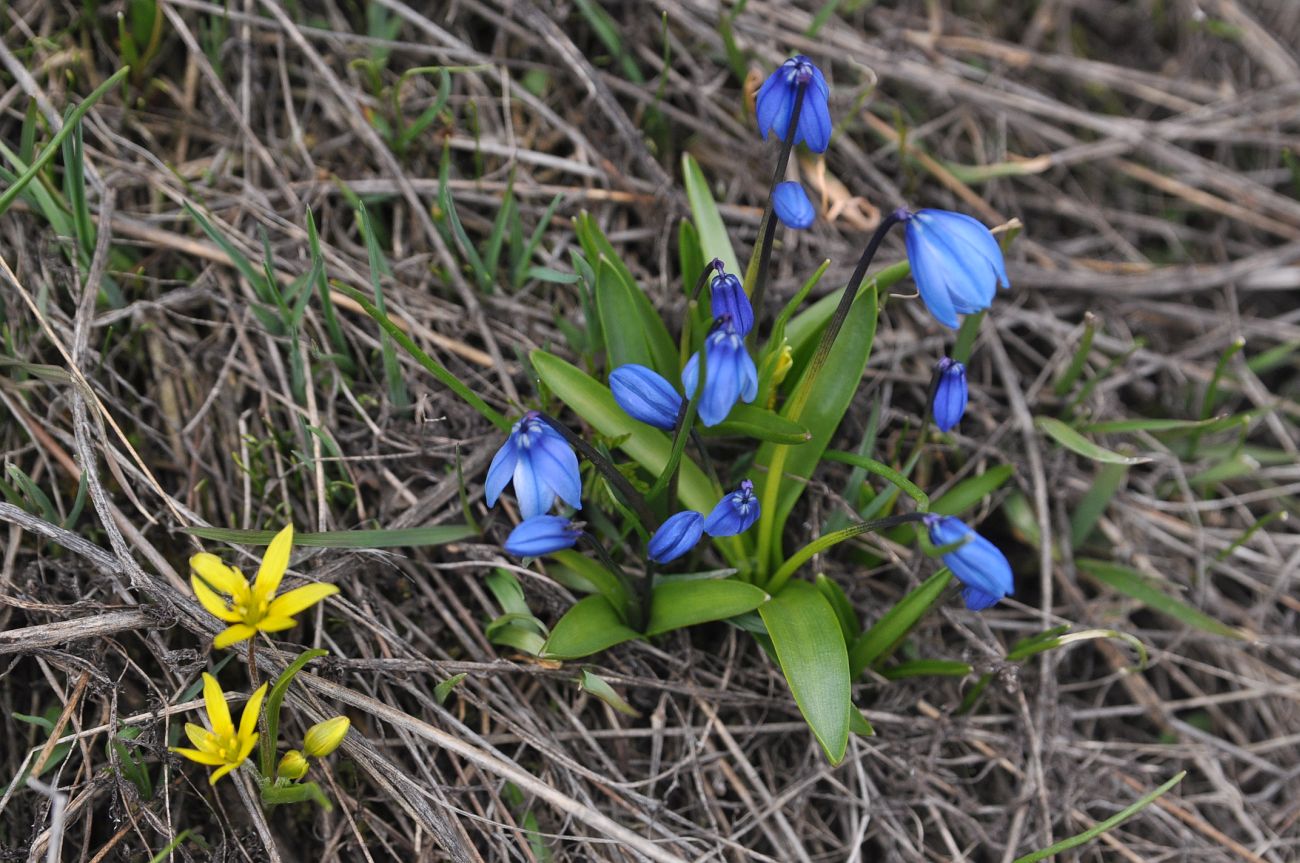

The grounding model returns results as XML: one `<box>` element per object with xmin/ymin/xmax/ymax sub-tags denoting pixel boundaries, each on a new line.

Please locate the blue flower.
<box><xmin>647</xmin><ymin>511</ymin><xmax>705</xmax><ymax>564</ymax></box>
<box><xmin>755</xmin><ymin>55</ymin><xmax>831</xmax><ymax>153</ymax></box>
<box><xmin>931</xmin><ymin>357</ymin><xmax>968</xmax><ymax>432</ymax></box>
<box><xmin>924</xmin><ymin>515</ymin><xmax>1013</xmax><ymax>610</ymax></box>
<box><xmin>773</xmin><ymin>182</ymin><xmax>815</xmax><ymax>229</ymax></box>
<box><xmin>504</xmin><ymin>515</ymin><xmax>581</xmax><ymax>557</ymax></box>
<box><xmin>710</xmin><ymin>272</ymin><xmax>753</xmax><ymax>338</ymax></box>
<box><xmin>704</xmin><ymin>479</ymin><xmax>760</xmax><ymax>537</ymax></box>
<box><xmin>610</xmin><ymin>364</ymin><xmax>683</xmax><ymax>430</ymax></box>
<box><xmin>901</xmin><ymin>209</ymin><xmax>1010</xmax><ymax>329</ymax></box>
<box><xmin>682</xmin><ymin>318</ymin><xmax>758</xmax><ymax>427</ymax></box>
<box><xmin>485</xmin><ymin>412</ymin><xmax>582</xmax><ymax>519</ymax></box>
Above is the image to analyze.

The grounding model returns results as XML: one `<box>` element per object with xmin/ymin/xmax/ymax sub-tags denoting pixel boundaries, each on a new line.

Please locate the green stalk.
<box><xmin>766</xmin><ymin>514</ymin><xmax>924</xmax><ymax>594</ymax></box>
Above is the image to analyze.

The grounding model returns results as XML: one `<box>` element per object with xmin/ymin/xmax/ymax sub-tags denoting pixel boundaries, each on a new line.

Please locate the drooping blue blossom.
<box><xmin>924</xmin><ymin>515</ymin><xmax>1013</xmax><ymax>610</ymax></box>
<box><xmin>704</xmin><ymin>479</ymin><xmax>760</xmax><ymax>537</ymax></box>
<box><xmin>931</xmin><ymin>357</ymin><xmax>968</xmax><ymax>432</ymax></box>
<box><xmin>682</xmin><ymin>317</ymin><xmax>758</xmax><ymax>427</ymax></box>
<box><xmin>710</xmin><ymin>271</ymin><xmax>754</xmax><ymax>338</ymax></box>
<box><xmin>504</xmin><ymin>515</ymin><xmax>582</xmax><ymax>557</ymax></box>
<box><xmin>773</xmin><ymin>182</ymin><xmax>815</xmax><ymax>229</ymax></box>
<box><xmin>485</xmin><ymin>412</ymin><xmax>582</xmax><ymax>519</ymax></box>
<box><xmin>647</xmin><ymin>511</ymin><xmax>706</xmax><ymax>564</ymax></box>
<box><xmin>755</xmin><ymin>55</ymin><xmax>831</xmax><ymax>153</ymax></box>
<box><xmin>900</xmin><ymin>209</ymin><xmax>1010</xmax><ymax>329</ymax></box>
<box><xmin>610</xmin><ymin>364</ymin><xmax>683</xmax><ymax>430</ymax></box>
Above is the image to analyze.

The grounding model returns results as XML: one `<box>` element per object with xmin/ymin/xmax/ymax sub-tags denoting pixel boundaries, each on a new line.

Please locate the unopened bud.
<box><xmin>303</xmin><ymin>716</ymin><xmax>350</xmax><ymax>758</ymax></box>
<box><xmin>277</xmin><ymin>749</ymin><xmax>309</xmax><ymax>781</ymax></box>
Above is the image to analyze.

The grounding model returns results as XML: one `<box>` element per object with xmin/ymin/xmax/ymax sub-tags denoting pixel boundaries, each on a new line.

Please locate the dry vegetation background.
<box><xmin>3</xmin><ymin>0</ymin><xmax>1300</xmax><ymax>860</ymax></box>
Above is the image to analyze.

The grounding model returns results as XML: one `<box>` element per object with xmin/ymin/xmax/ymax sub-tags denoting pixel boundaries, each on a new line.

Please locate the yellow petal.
<box><xmin>191</xmin><ymin>576</ymin><xmax>243</xmax><ymax>623</ymax></box>
<box><xmin>252</xmin><ymin>524</ymin><xmax>294</xmax><ymax>601</ymax></box>
<box><xmin>254</xmin><ymin>616</ymin><xmax>298</xmax><ymax>633</ymax></box>
<box><xmin>184</xmin><ymin>722</ymin><xmax>216</xmax><ymax>751</ymax></box>
<box><xmin>213</xmin><ymin>624</ymin><xmax>257</xmax><ymax>649</ymax></box>
<box><xmin>209</xmin><ymin>762</ymin><xmax>238</xmax><ymax>785</ymax></box>
<box><xmin>201</xmin><ymin>673</ymin><xmax>234</xmax><ymax>738</ymax></box>
<box><xmin>235</xmin><ymin>731</ymin><xmax>259</xmax><ymax>766</ymax></box>
<box><xmin>239</xmin><ymin>683</ymin><xmax>269</xmax><ymax>742</ymax></box>
<box><xmin>190</xmin><ymin>553</ymin><xmax>248</xmax><ymax>596</ymax></box>
<box><xmin>267</xmin><ymin>583</ymin><xmax>338</xmax><ymax>619</ymax></box>
<box><xmin>171</xmin><ymin>746</ymin><xmax>226</xmax><ymax>766</ymax></box>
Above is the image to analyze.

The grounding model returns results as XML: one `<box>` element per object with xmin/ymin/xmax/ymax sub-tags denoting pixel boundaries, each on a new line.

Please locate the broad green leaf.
<box><xmin>783</xmin><ymin>261</ymin><xmax>909</xmax><ymax>374</ymax></box>
<box><xmin>1077</xmin><ymin>559</ymin><xmax>1246</xmax><ymax>640</ymax></box>
<box><xmin>848</xmin><ymin>705</ymin><xmax>875</xmax><ymax>736</ymax></box>
<box><xmin>815</xmin><ymin>573</ymin><xmax>859</xmax><ymax>642</ymax></box>
<box><xmin>486</xmin><ymin>622</ymin><xmax>546</xmax><ymax>656</ymax></box>
<box><xmin>880</xmin><ymin>659</ymin><xmax>973</xmax><ymax>680</ymax></box>
<box><xmin>644</xmin><ymin>579</ymin><xmax>769</xmax><ymax>636</ymax></box>
<box><xmin>681</xmin><ymin>153</ymin><xmax>737</xmax><ymax>272</ymax></box>
<box><xmin>542</xmin><ymin>595</ymin><xmax>642</xmax><ymax>659</ymax></box>
<box><xmin>486</xmin><ymin>569</ymin><xmax>531</xmax><ymax>617</ymax></box>
<box><xmin>185</xmin><ymin>525</ymin><xmax>476</xmax><ymax>548</ymax></box>
<box><xmin>1013</xmin><ymin>772</ymin><xmax>1186</xmax><ymax>863</ymax></box>
<box><xmin>849</xmin><ymin>569</ymin><xmax>953</xmax><ymax>676</ymax></box>
<box><xmin>1035</xmin><ymin>416</ymin><xmax>1152</xmax><ymax>465</ymax></box>
<box><xmin>760</xmin><ymin>581</ymin><xmax>850</xmax><ymax>764</ymax></box>
<box><xmin>756</xmin><ymin>281</ymin><xmax>879</xmax><ymax>569</ymax></box>
<box><xmin>578</xmin><ymin>669</ymin><xmax>640</xmax><ymax>717</ymax></box>
<box><xmin>702</xmin><ymin>404</ymin><xmax>811</xmax><ymax>444</ymax></box>
<box><xmin>678</xmin><ymin>217</ymin><xmax>704</xmax><ymax>290</ymax></box>
<box><xmin>531</xmin><ymin>351</ymin><xmax>716</xmax><ymax>515</ymax></box>
<box><xmin>548</xmin><ymin>549</ymin><xmax>629</xmax><ymax>614</ymax></box>
<box><xmin>594</xmin><ymin>256</ymin><xmax>677</xmax><ymax>376</ymax></box>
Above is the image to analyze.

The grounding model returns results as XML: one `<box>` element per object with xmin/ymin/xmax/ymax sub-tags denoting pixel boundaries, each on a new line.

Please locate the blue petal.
<box><xmin>915</xmin><ymin>210</ymin><xmax>1003</xmax><ymax>309</ymax></box>
<box><xmin>681</xmin><ymin>351</ymin><xmax>701</xmax><ymax>399</ymax></box>
<box><xmin>932</xmin><ymin>361</ymin><xmax>968</xmax><ymax>432</ymax></box>
<box><xmin>698</xmin><ymin>346</ymin><xmax>740</xmax><ymax>427</ymax></box>
<box><xmin>755</xmin><ymin>75</ymin><xmax>794</xmax><ymax>141</ymax></box>
<box><xmin>710</xmin><ymin>274</ymin><xmax>754</xmax><ymax>338</ymax></box>
<box><xmin>737</xmin><ymin>351</ymin><xmax>759</xmax><ymax>403</ymax></box>
<box><xmin>532</xmin><ymin>432</ymin><xmax>582</xmax><ymax>511</ymax></box>
<box><xmin>933</xmin><ymin>210</ymin><xmax>1009</xmax><ymax>293</ymax></box>
<box><xmin>905</xmin><ymin>220</ymin><xmax>960</xmax><ymax>328</ymax></box>
<box><xmin>797</xmin><ymin>83</ymin><xmax>832</xmax><ymax>153</ymax></box>
<box><xmin>962</xmin><ymin>586</ymin><xmax>1003</xmax><ymax>611</ymax></box>
<box><xmin>512</xmin><ymin>452</ymin><xmax>555</xmax><ymax>519</ymax></box>
<box><xmin>703</xmin><ymin>502</ymin><xmax>743</xmax><ymax>536</ymax></box>
<box><xmin>773</xmin><ymin>182</ymin><xmax>816</xmax><ymax>229</ymax></box>
<box><xmin>610</xmin><ymin>364</ymin><xmax>682</xmax><ymax>430</ymax></box>
<box><xmin>485</xmin><ymin>437</ymin><xmax>518</xmax><ymax>507</ymax></box>
<box><xmin>648</xmin><ymin>511</ymin><xmax>705</xmax><ymax>564</ymax></box>
<box><xmin>505</xmin><ymin>515</ymin><xmax>579</xmax><ymax>557</ymax></box>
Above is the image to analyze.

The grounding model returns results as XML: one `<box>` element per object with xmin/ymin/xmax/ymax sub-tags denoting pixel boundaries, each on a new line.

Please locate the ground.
<box><xmin>2</xmin><ymin>1</ymin><xmax>1299</xmax><ymax>861</ymax></box>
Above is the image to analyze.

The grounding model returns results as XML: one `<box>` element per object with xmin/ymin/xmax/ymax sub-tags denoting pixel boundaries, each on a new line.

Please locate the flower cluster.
<box><xmin>649</xmin><ymin>480</ymin><xmax>761</xmax><ymax>564</ymax></box>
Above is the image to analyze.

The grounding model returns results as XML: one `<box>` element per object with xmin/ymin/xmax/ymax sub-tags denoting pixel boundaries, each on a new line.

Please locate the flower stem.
<box><xmin>538</xmin><ymin>414</ymin><xmax>658</xmax><ymax>530</ymax></box>
<box><xmin>582</xmin><ymin>532</ymin><xmax>646</xmax><ymax>631</ymax></box>
<box><xmin>745</xmin><ymin>80</ymin><xmax>809</xmax><ymax>334</ymax></box>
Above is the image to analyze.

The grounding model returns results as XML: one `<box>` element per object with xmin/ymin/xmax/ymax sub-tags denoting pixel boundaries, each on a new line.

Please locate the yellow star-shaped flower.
<box><xmin>172</xmin><ymin>672</ymin><xmax>268</xmax><ymax>784</ymax></box>
<box><xmin>190</xmin><ymin>525</ymin><xmax>338</xmax><ymax>649</ymax></box>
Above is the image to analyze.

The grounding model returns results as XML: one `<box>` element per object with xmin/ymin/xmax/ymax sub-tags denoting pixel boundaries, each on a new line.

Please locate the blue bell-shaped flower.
<box><xmin>504</xmin><ymin>515</ymin><xmax>581</xmax><ymax>557</ymax></box>
<box><xmin>610</xmin><ymin>364</ymin><xmax>683</xmax><ymax>430</ymax></box>
<box><xmin>485</xmin><ymin>413</ymin><xmax>582</xmax><ymax>519</ymax></box>
<box><xmin>755</xmin><ymin>55</ymin><xmax>831</xmax><ymax>153</ymax></box>
<box><xmin>901</xmin><ymin>209</ymin><xmax>1010</xmax><ymax>328</ymax></box>
<box><xmin>924</xmin><ymin>515</ymin><xmax>1014</xmax><ymax>610</ymax></box>
<box><xmin>647</xmin><ymin>511</ymin><xmax>706</xmax><ymax>564</ymax></box>
<box><xmin>682</xmin><ymin>318</ymin><xmax>758</xmax><ymax>427</ymax></box>
<box><xmin>703</xmin><ymin>479</ymin><xmax>761</xmax><ymax>537</ymax></box>
<box><xmin>931</xmin><ymin>357</ymin><xmax>968</xmax><ymax>432</ymax></box>
<box><xmin>773</xmin><ymin>182</ymin><xmax>815</xmax><ymax>229</ymax></box>
<box><xmin>710</xmin><ymin>272</ymin><xmax>754</xmax><ymax>338</ymax></box>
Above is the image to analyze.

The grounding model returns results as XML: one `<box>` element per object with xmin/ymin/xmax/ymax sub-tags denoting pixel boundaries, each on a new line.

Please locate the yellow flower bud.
<box><xmin>772</xmin><ymin>344</ymin><xmax>793</xmax><ymax>387</ymax></box>
<box><xmin>303</xmin><ymin>716</ymin><xmax>350</xmax><ymax>758</ymax></box>
<box><xmin>277</xmin><ymin>749</ymin><xmax>309</xmax><ymax>781</ymax></box>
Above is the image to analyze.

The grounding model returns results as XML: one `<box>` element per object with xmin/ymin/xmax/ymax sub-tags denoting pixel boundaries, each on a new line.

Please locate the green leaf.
<box><xmin>1012</xmin><ymin>772</ymin><xmax>1186</xmax><ymax>863</ymax></box>
<box><xmin>184</xmin><ymin>525</ymin><xmax>476</xmax><ymax>548</ymax></box>
<box><xmin>1069</xmin><ymin>462</ymin><xmax>1127</xmax><ymax>549</ymax></box>
<box><xmin>548</xmin><ymin>549</ymin><xmax>629</xmax><ymax>613</ymax></box>
<box><xmin>1077</xmin><ymin>559</ymin><xmax>1246</xmax><ymax>640</ymax></box>
<box><xmin>594</xmin><ymin>256</ymin><xmax>677</xmax><ymax>376</ymax></box>
<box><xmin>578</xmin><ymin>669</ymin><xmax>640</xmax><ymax>717</ymax></box>
<box><xmin>678</xmin><ymin>218</ymin><xmax>704</xmax><ymax>290</ymax></box>
<box><xmin>760</xmin><ymin>581</ymin><xmax>850</xmax><ymax>764</ymax></box>
<box><xmin>849</xmin><ymin>569</ymin><xmax>953</xmax><ymax>676</ymax></box>
<box><xmin>1035</xmin><ymin>416</ymin><xmax>1152</xmax><ymax>465</ymax></box>
<box><xmin>434</xmin><ymin>673</ymin><xmax>467</xmax><ymax>705</ymax></box>
<box><xmin>880</xmin><ymin>659</ymin><xmax>973</xmax><ymax>680</ymax></box>
<box><xmin>848</xmin><ymin>705</ymin><xmax>875</xmax><ymax>737</ymax></box>
<box><xmin>261</xmin><ymin>648</ymin><xmax>328</xmax><ymax>777</ymax></box>
<box><xmin>532</xmin><ymin>351</ymin><xmax>715</xmax><ymax>516</ymax></box>
<box><xmin>645</xmin><ymin>579</ymin><xmax>769</xmax><ymax>637</ymax></box>
<box><xmin>931</xmin><ymin>464</ymin><xmax>1015</xmax><ymax>515</ymax></box>
<box><xmin>542</xmin><ymin>595</ymin><xmax>642</xmax><ymax>660</ymax></box>
<box><xmin>702</xmin><ymin>403</ymin><xmax>811</xmax><ymax>444</ymax></box>
<box><xmin>815</xmin><ymin>573</ymin><xmax>859</xmax><ymax>642</ymax></box>
<box><xmin>681</xmin><ymin>153</ymin><xmax>737</xmax><ymax>273</ymax></box>
<box><xmin>823</xmin><ymin>450</ymin><xmax>929</xmax><ymax>511</ymax></box>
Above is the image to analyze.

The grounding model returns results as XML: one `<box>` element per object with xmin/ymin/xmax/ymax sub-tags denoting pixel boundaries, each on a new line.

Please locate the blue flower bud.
<box><xmin>504</xmin><ymin>515</ymin><xmax>581</xmax><ymax>557</ymax></box>
<box><xmin>704</xmin><ymin>479</ymin><xmax>760</xmax><ymax>537</ymax></box>
<box><xmin>755</xmin><ymin>55</ymin><xmax>832</xmax><ymax>153</ymax></box>
<box><xmin>709</xmin><ymin>272</ymin><xmax>754</xmax><ymax>337</ymax></box>
<box><xmin>485</xmin><ymin>413</ymin><xmax>582</xmax><ymax>519</ymax></box>
<box><xmin>931</xmin><ymin>357</ymin><xmax>968</xmax><ymax>432</ymax></box>
<box><xmin>924</xmin><ymin>515</ymin><xmax>1013</xmax><ymax>610</ymax></box>
<box><xmin>682</xmin><ymin>318</ymin><xmax>758</xmax><ymax>427</ymax></box>
<box><xmin>773</xmin><ymin>182</ymin><xmax>815</xmax><ymax>230</ymax></box>
<box><xmin>900</xmin><ymin>209</ymin><xmax>1010</xmax><ymax>329</ymax></box>
<box><xmin>647</xmin><ymin>511</ymin><xmax>705</xmax><ymax>564</ymax></box>
<box><xmin>610</xmin><ymin>364</ymin><xmax>683</xmax><ymax>430</ymax></box>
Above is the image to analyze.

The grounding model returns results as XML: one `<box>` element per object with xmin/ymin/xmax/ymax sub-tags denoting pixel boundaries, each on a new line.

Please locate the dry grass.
<box><xmin>2</xmin><ymin>1</ymin><xmax>1299</xmax><ymax>860</ymax></box>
